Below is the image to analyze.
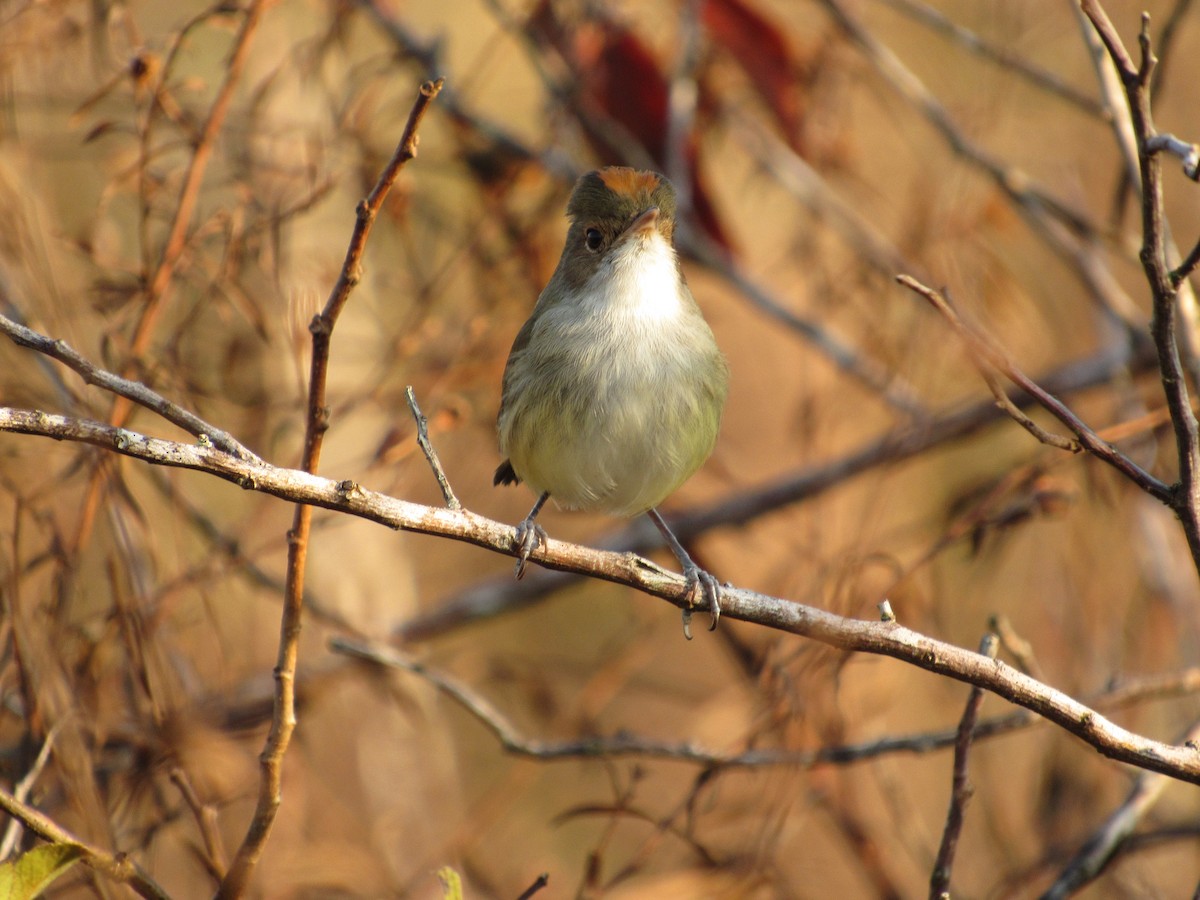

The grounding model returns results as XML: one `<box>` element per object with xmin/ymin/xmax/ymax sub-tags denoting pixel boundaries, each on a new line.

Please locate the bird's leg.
<box><xmin>513</xmin><ymin>492</ymin><xmax>550</xmax><ymax>579</ymax></box>
<box><xmin>647</xmin><ymin>508</ymin><xmax>720</xmax><ymax>639</ymax></box>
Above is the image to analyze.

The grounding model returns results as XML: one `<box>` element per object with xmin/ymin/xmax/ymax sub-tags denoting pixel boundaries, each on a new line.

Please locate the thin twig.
<box><xmin>1148</xmin><ymin>0</ymin><xmax>1198</xmax><ymax>102</ymax></box>
<box><xmin>405</xmin><ymin>386</ymin><xmax>460</xmax><ymax>509</ymax></box>
<box><xmin>335</xmin><ymin>636</ymin><xmax>1200</xmax><ymax>768</ymax></box>
<box><xmin>897</xmin><ymin>274</ymin><xmax>1172</xmax><ymax>503</ymax></box>
<box><xmin>215</xmin><ymin>77</ymin><xmax>443</xmax><ymax>900</ymax></box>
<box><xmin>929</xmin><ymin>633</ymin><xmax>997</xmax><ymax>899</ymax></box>
<box><xmin>1074</xmin><ymin>1</ymin><xmax>1200</xmax><ymax>402</ymax></box>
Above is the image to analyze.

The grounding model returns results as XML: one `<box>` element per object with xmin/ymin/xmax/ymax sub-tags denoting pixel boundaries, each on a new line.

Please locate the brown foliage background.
<box><xmin>1</xmin><ymin>0</ymin><xmax>1200</xmax><ymax>896</ymax></box>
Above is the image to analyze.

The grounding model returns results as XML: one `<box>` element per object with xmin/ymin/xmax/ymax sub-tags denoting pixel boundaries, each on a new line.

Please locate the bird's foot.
<box><xmin>680</xmin><ymin>564</ymin><xmax>721</xmax><ymax>641</ymax></box>
<box><xmin>513</xmin><ymin>518</ymin><xmax>547</xmax><ymax>579</ymax></box>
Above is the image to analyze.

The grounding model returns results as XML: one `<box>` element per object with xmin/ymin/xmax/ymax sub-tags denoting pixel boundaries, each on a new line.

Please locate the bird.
<box><xmin>494</xmin><ymin>166</ymin><xmax>729</xmax><ymax>636</ymax></box>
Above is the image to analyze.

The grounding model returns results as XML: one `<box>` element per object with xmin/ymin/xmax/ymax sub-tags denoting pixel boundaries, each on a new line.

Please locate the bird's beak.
<box><xmin>624</xmin><ymin>206</ymin><xmax>660</xmax><ymax>239</ymax></box>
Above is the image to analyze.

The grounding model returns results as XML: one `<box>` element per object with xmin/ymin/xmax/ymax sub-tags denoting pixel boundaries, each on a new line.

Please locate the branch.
<box><xmin>11</xmin><ymin>402</ymin><xmax>1200</xmax><ymax>797</ymax></box>
<box><xmin>215</xmin><ymin>77</ymin><xmax>443</xmax><ymax>900</ymax></box>
<box><xmin>5</xmin><ymin>407</ymin><xmax>1195</xmax><ymax>781</ymax></box>
<box><xmin>1080</xmin><ymin>0</ymin><xmax>1200</xmax><ymax>578</ymax></box>
<box><xmin>1075</xmin><ymin>0</ymin><xmax>1200</xmax><ymax>417</ymax></box>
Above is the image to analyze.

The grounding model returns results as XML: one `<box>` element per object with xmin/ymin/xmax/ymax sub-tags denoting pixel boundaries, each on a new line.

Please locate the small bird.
<box><xmin>494</xmin><ymin>167</ymin><xmax>730</xmax><ymax>635</ymax></box>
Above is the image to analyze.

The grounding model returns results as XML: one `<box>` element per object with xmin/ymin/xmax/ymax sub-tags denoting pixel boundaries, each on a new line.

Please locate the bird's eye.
<box><xmin>584</xmin><ymin>228</ymin><xmax>603</xmax><ymax>251</ymax></box>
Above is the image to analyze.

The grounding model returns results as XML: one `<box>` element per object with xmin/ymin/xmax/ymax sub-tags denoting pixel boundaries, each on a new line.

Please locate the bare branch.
<box><xmin>5</xmin><ymin>406</ymin><xmax>1200</xmax><ymax>780</ymax></box>
<box><xmin>1075</xmin><ymin>1</ymin><xmax>1200</xmax><ymax>403</ymax></box>
<box><xmin>1080</xmin><ymin>0</ymin><xmax>1200</xmax><ymax>577</ymax></box>
<box><xmin>215</xmin><ymin>77</ymin><xmax>444</xmax><ymax>900</ymax></box>
<box><xmin>169</xmin><ymin>767</ymin><xmax>227</xmax><ymax>882</ymax></box>
<box><xmin>1175</xmin><ymin>238</ymin><xmax>1200</xmax><ymax>287</ymax></box>
<box><xmin>988</xmin><ymin>614</ymin><xmax>1045</xmax><ymax>680</ymax></box>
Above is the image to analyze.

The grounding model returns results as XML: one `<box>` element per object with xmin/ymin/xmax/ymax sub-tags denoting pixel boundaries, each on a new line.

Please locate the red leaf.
<box><xmin>702</xmin><ymin>0</ymin><xmax>806</xmax><ymax>151</ymax></box>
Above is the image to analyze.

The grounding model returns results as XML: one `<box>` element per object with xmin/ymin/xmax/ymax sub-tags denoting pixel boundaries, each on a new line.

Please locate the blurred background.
<box><xmin>2</xmin><ymin>0</ymin><xmax>1200</xmax><ymax>896</ymax></box>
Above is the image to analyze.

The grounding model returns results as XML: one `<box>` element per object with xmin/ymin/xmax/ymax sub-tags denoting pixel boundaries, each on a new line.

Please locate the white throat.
<box><xmin>586</xmin><ymin>231</ymin><xmax>685</xmax><ymax>323</ymax></box>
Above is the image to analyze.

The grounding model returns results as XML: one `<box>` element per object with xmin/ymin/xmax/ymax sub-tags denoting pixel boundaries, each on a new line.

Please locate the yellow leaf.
<box><xmin>0</xmin><ymin>843</ymin><xmax>84</xmax><ymax>900</ymax></box>
<box><xmin>436</xmin><ymin>866</ymin><xmax>463</xmax><ymax>900</ymax></box>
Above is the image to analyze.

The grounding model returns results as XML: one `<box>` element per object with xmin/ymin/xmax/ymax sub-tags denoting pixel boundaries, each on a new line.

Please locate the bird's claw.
<box><xmin>680</xmin><ymin>564</ymin><xmax>721</xmax><ymax>640</ymax></box>
<box><xmin>513</xmin><ymin>519</ymin><xmax>547</xmax><ymax>579</ymax></box>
